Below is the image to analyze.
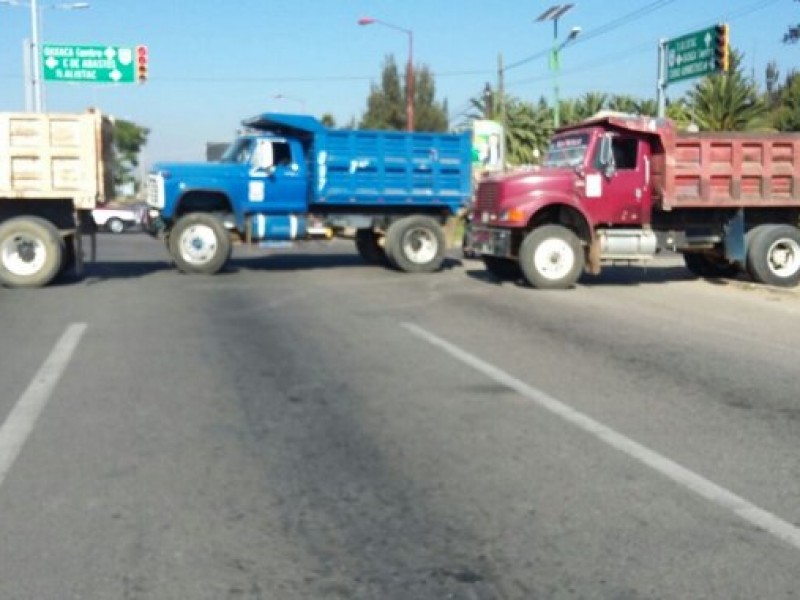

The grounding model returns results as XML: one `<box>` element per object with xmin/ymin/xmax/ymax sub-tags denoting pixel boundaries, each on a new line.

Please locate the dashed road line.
<box><xmin>402</xmin><ymin>321</ymin><xmax>800</xmax><ymax>552</ymax></box>
<box><xmin>0</xmin><ymin>323</ymin><xmax>87</xmax><ymax>490</ymax></box>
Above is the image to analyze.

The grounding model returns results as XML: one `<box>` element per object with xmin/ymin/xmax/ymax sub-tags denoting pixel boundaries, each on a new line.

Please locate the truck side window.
<box><xmin>233</xmin><ymin>139</ymin><xmax>254</xmax><ymax>164</ymax></box>
<box><xmin>612</xmin><ymin>138</ymin><xmax>638</xmax><ymax>170</ymax></box>
<box><xmin>273</xmin><ymin>142</ymin><xmax>292</xmax><ymax>167</ymax></box>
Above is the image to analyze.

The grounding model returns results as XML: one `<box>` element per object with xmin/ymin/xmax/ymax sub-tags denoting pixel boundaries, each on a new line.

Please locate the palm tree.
<box><xmin>575</xmin><ymin>92</ymin><xmax>608</xmax><ymax>121</ymax></box>
<box><xmin>504</xmin><ymin>98</ymin><xmax>553</xmax><ymax>165</ymax></box>
<box><xmin>687</xmin><ymin>49</ymin><xmax>766</xmax><ymax>131</ymax></box>
<box><xmin>771</xmin><ymin>71</ymin><xmax>800</xmax><ymax>131</ymax></box>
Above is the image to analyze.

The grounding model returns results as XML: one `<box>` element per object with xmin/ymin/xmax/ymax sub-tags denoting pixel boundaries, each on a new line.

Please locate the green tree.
<box><xmin>360</xmin><ymin>55</ymin><xmax>405</xmax><ymax>130</ymax></box>
<box><xmin>359</xmin><ymin>54</ymin><xmax>448</xmax><ymax>131</ymax></box>
<box><xmin>574</xmin><ymin>92</ymin><xmax>608</xmax><ymax>121</ymax></box>
<box><xmin>771</xmin><ymin>71</ymin><xmax>800</xmax><ymax>131</ymax></box>
<box><xmin>504</xmin><ymin>97</ymin><xmax>553</xmax><ymax>165</ymax></box>
<box><xmin>607</xmin><ymin>94</ymin><xmax>658</xmax><ymax>116</ymax></box>
<box><xmin>320</xmin><ymin>113</ymin><xmax>336</xmax><ymax>128</ymax></box>
<box><xmin>665</xmin><ymin>98</ymin><xmax>693</xmax><ymax>129</ymax></box>
<box><xmin>412</xmin><ymin>67</ymin><xmax>449</xmax><ymax>131</ymax></box>
<box><xmin>686</xmin><ymin>49</ymin><xmax>766</xmax><ymax>130</ymax></box>
<box><xmin>784</xmin><ymin>0</ymin><xmax>800</xmax><ymax>43</ymax></box>
<box><xmin>112</xmin><ymin>119</ymin><xmax>149</xmax><ymax>191</ymax></box>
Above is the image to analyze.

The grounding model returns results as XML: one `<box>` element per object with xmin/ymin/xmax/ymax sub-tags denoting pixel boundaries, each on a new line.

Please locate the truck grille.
<box><xmin>476</xmin><ymin>181</ymin><xmax>499</xmax><ymax>213</ymax></box>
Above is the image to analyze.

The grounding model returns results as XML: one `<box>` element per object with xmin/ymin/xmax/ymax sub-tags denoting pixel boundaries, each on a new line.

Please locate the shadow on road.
<box><xmin>461</xmin><ymin>258</ymin><xmax>744</xmax><ymax>289</ymax></box>
<box><xmin>55</xmin><ymin>251</ymin><xmax>465</xmax><ymax>286</ymax></box>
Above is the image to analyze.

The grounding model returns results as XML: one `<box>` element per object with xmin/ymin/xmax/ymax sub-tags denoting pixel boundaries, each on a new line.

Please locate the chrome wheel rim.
<box><xmin>533</xmin><ymin>238</ymin><xmax>575</xmax><ymax>281</ymax></box>
<box><xmin>402</xmin><ymin>227</ymin><xmax>438</xmax><ymax>264</ymax></box>
<box><xmin>178</xmin><ymin>224</ymin><xmax>218</xmax><ymax>265</ymax></box>
<box><xmin>767</xmin><ymin>237</ymin><xmax>800</xmax><ymax>279</ymax></box>
<box><xmin>1</xmin><ymin>234</ymin><xmax>46</xmax><ymax>276</ymax></box>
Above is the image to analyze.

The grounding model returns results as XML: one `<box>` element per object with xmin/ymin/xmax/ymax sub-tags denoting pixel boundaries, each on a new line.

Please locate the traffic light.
<box><xmin>714</xmin><ymin>23</ymin><xmax>729</xmax><ymax>73</ymax></box>
<box><xmin>136</xmin><ymin>45</ymin><xmax>148</xmax><ymax>83</ymax></box>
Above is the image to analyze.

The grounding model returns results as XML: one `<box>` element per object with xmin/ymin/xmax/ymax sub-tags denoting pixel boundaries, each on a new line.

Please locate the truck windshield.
<box><xmin>543</xmin><ymin>133</ymin><xmax>590</xmax><ymax>168</ymax></box>
<box><xmin>220</xmin><ymin>138</ymin><xmax>254</xmax><ymax>164</ymax></box>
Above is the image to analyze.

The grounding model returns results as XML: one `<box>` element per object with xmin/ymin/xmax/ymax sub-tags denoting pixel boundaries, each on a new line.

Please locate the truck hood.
<box><xmin>486</xmin><ymin>167</ymin><xmax>578</xmax><ymax>208</ymax></box>
<box><xmin>473</xmin><ymin>166</ymin><xmax>584</xmax><ymax>228</ymax></box>
<box><xmin>151</xmin><ymin>161</ymin><xmax>244</xmax><ymax>180</ymax></box>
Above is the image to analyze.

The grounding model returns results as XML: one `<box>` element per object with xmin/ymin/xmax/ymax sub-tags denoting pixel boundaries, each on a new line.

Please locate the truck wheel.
<box><xmin>385</xmin><ymin>216</ymin><xmax>447</xmax><ymax>273</ymax></box>
<box><xmin>482</xmin><ymin>256</ymin><xmax>522</xmax><ymax>281</ymax></box>
<box><xmin>355</xmin><ymin>229</ymin><xmax>388</xmax><ymax>265</ymax></box>
<box><xmin>518</xmin><ymin>225</ymin><xmax>584</xmax><ymax>289</ymax></box>
<box><xmin>746</xmin><ymin>224</ymin><xmax>800</xmax><ymax>287</ymax></box>
<box><xmin>682</xmin><ymin>253</ymin><xmax>739</xmax><ymax>279</ymax></box>
<box><xmin>58</xmin><ymin>234</ymin><xmax>77</xmax><ymax>278</ymax></box>
<box><xmin>169</xmin><ymin>213</ymin><xmax>231</xmax><ymax>275</ymax></box>
<box><xmin>0</xmin><ymin>217</ymin><xmax>64</xmax><ymax>288</ymax></box>
<box><xmin>107</xmin><ymin>218</ymin><xmax>125</xmax><ymax>234</ymax></box>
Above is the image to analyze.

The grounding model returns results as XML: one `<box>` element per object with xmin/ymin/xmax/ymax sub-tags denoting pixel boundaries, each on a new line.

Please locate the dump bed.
<box><xmin>659</xmin><ymin>132</ymin><xmax>800</xmax><ymax>210</ymax></box>
<box><xmin>244</xmin><ymin>113</ymin><xmax>473</xmax><ymax>215</ymax></box>
<box><xmin>0</xmin><ymin>110</ymin><xmax>114</xmax><ymax>209</ymax></box>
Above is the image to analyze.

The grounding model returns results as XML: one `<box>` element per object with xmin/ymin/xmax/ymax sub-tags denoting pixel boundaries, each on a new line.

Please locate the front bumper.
<box><xmin>143</xmin><ymin>208</ymin><xmax>167</xmax><ymax>238</ymax></box>
<box><xmin>469</xmin><ymin>225</ymin><xmax>513</xmax><ymax>258</ymax></box>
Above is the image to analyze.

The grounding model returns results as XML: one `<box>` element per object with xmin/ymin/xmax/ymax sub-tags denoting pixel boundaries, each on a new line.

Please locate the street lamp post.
<box><xmin>1</xmin><ymin>0</ymin><xmax>90</xmax><ymax>112</ymax></box>
<box><xmin>536</xmin><ymin>4</ymin><xmax>580</xmax><ymax>128</ymax></box>
<box><xmin>358</xmin><ymin>16</ymin><xmax>414</xmax><ymax>131</ymax></box>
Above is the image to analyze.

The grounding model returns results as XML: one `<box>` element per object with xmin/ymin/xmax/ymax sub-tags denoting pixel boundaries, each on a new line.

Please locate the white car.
<box><xmin>92</xmin><ymin>203</ymin><xmax>145</xmax><ymax>234</ymax></box>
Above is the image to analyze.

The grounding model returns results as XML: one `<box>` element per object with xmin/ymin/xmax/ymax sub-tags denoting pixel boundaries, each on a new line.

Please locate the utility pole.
<box><xmin>497</xmin><ymin>53</ymin><xmax>505</xmax><ymax>126</ymax></box>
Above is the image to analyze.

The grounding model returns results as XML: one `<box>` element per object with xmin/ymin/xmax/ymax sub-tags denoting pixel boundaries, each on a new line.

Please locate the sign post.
<box><xmin>41</xmin><ymin>44</ymin><xmax>140</xmax><ymax>84</ymax></box>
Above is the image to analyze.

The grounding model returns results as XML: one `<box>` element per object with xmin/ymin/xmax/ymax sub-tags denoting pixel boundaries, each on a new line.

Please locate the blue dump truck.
<box><xmin>145</xmin><ymin>113</ymin><xmax>472</xmax><ymax>274</ymax></box>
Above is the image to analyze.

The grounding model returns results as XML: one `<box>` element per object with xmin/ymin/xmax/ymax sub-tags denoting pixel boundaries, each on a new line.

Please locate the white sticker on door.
<box><xmin>249</xmin><ymin>180</ymin><xmax>265</xmax><ymax>202</ymax></box>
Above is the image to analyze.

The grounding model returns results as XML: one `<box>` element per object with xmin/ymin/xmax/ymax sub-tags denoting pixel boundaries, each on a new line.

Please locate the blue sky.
<box><xmin>0</xmin><ymin>0</ymin><xmax>796</xmax><ymax>163</ymax></box>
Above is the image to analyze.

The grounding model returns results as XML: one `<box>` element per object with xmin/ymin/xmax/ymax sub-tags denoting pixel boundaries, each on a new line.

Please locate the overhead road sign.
<box><xmin>42</xmin><ymin>44</ymin><xmax>140</xmax><ymax>84</ymax></box>
<box><xmin>665</xmin><ymin>24</ymin><xmax>729</xmax><ymax>85</ymax></box>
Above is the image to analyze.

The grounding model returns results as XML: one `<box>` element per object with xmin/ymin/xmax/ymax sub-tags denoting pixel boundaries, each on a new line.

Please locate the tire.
<box><xmin>384</xmin><ymin>216</ymin><xmax>447</xmax><ymax>273</ymax></box>
<box><xmin>0</xmin><ymin>216</ymin><xmax>64</xmax><ymax>288</ymax></box>
<box><xmin>58</xmin><ymin>234</ymin><xmax>77</xmax><ymax>278</ymax></box>
<box><xmin>682</xmin><ymin>252</ymin><xmax>739</xmax><ymax>278</ymax></box>
<box><xmin>355</xmin><ymin>229</ymin><xmax>388</xmax><ymax>265</ymax></box>
<box><xmin>107</xmin><ymin>218</ymin><xmax>125</xmax><ymax>234</ymax></box>
<box><xmin>518</xmin><ymin>225</ymin><xmax>584</xmax><ymax>289</ymax></box>
<box><xmin>168</xmin><ymin>213</ymin><xmax>231</xmax><ymax>275</ymax></box>
<box><xmin>482</xmin><ymin>256</ymin><xmax>522</xmax><ymax>281</ymax></box>
<box><xmin>745</xmin><ymin>224</ymin><xmax>800</xmax><ymax>287</ymax></box>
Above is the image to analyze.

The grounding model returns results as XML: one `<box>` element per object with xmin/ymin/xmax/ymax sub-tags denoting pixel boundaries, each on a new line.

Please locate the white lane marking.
<box><xmin>401</xmin><ymin>322</ymin><xmax>800</xmax><ymax>552</ymax></box>
<box><xmin>0</xmin><ymin>323</ymin><xmax>87</xmax><ymax>489</ymax></box>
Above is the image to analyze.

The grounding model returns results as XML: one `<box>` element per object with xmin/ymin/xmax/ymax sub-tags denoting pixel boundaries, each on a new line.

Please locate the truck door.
<box><xmin>588</xmin><ymin>135</ymin><xmax>651</xmax><ymax>226</ymax></box>
<box><xmin>247</xmin><ymin>138</ymin><xmax>307</xmax><ymax>214</ymax></box>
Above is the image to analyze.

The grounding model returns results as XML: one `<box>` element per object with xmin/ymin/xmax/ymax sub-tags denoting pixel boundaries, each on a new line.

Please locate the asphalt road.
<box><xmin>1</xmin><ymin>233</ymin><xmax>799</xmax><ymax>599</ymax></box>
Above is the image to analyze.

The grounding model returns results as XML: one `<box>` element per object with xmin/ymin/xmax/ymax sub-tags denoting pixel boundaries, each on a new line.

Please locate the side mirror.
<box><xmin>598</xmin><ymin>135</ymin><xmax>616</xmax><ymax>178</ymax></box>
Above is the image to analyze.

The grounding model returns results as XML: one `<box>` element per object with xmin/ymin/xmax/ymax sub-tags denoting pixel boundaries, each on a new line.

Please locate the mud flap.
<box><xmin>723</xmin><ymin>209</ymin><xmax>745</xmax><ymax>268</ymax></box>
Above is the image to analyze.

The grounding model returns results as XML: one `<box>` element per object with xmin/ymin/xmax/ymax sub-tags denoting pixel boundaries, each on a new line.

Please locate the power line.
<box><xmin>504</xmin><ymin>0</ymin><xmax>679</xmax><ymax>72</ymax></box>
<box><xmin>505</xmin><ymin>0</ymin><xmax>781</xmax><ymax>92</ymax></box>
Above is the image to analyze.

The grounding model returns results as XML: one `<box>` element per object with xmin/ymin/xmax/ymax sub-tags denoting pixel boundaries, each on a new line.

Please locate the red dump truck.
<box><xmin>470</xmin><ymin>112</ymin><xmax>800</xmax><ymax>288</ymax></box>
<box><xmin>0</xmin><ymin>110</ymin><xmax>113</xmax><ymax>287</ymax></box>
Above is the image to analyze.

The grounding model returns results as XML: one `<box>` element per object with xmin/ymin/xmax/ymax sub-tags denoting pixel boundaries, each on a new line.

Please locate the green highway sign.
<box><xmin>42</xmin><ymin>44</ymin><xmax>137</xmax><ymax>84</ymax></box>
<box><xmin>665</xmin><ymin>26</ymin><xmax>718</xmax><ymax>84</ymax></box>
